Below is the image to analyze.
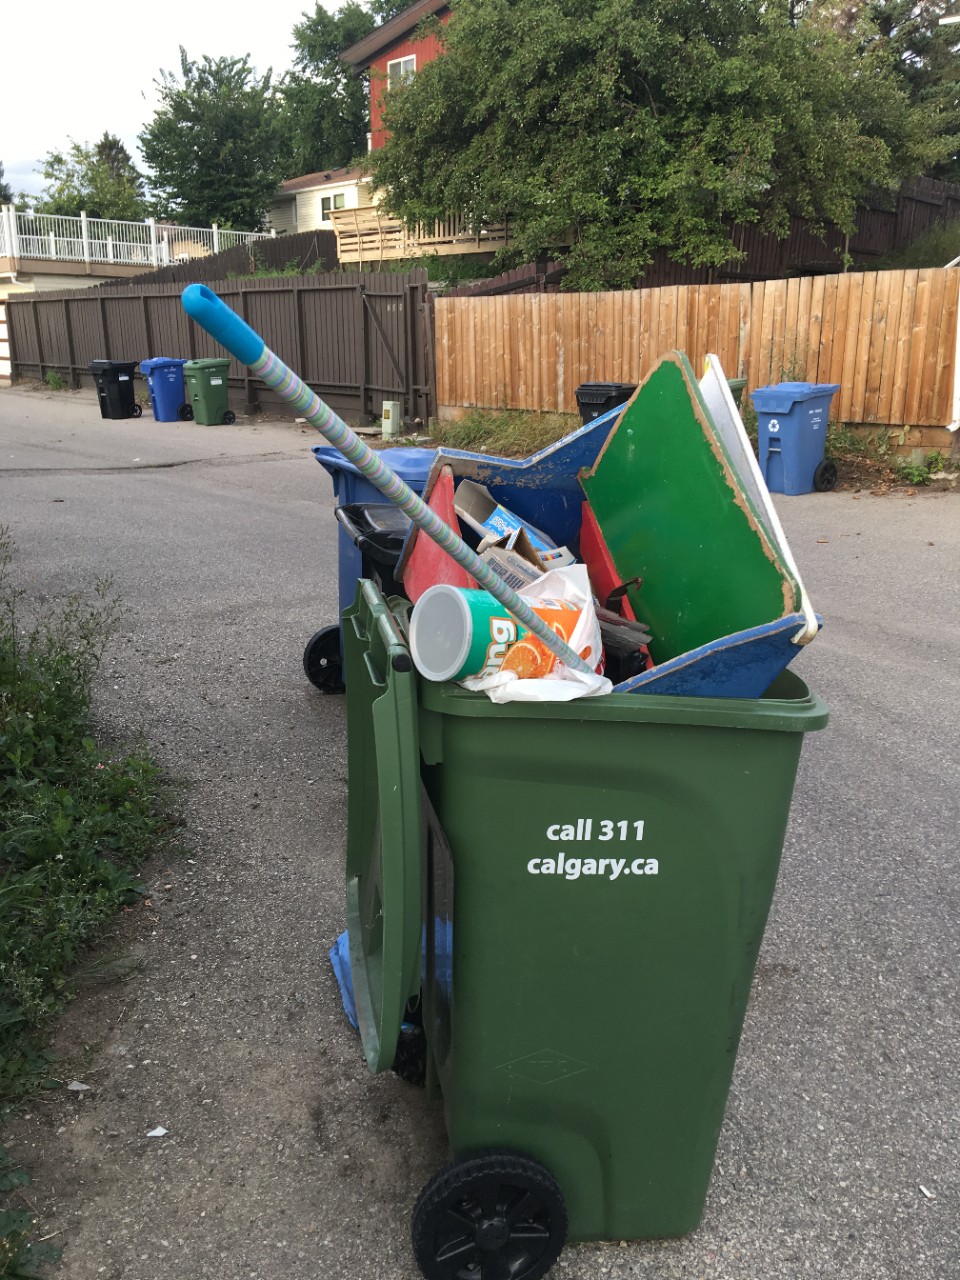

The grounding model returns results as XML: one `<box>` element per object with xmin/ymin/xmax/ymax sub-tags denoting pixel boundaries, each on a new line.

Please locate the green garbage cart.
<box><xmin>342</xmin><ymin>580</ymin><xmax>828</xmax><ymax>1280</ymax></box>
<box><xmin>183</xmin><ymin>357</ymin><xmax>235</xmax><ymax>425</ymax></box>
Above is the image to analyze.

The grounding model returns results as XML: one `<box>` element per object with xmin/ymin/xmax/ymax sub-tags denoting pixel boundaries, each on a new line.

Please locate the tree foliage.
<box><xmin>33</xmin><ymin>134</ymin><xmax>148</xmax><ymax>220</ymax></box>
<box><xmin>369</xmin><ymin>0</ymin><xmax>949</xmax><ymax>287</ymax></box>
<box><xmin>281</xmin><ymin>0</ymin><xmax>410</xmax><ymax>176</ymax></box>
<box><xmin>282</xmin><ymin>2</ymin><xmax>379</xmax><ymax>175</ymax></box>
<box><xmin>837</xmin><ymin>0</ymin><xmax>960</xmax><ymax>182</ymax></box>
<box><xmin>139</xmin><ymin>50</ymin><xmax>285</xmax><ymax>229</ymax></box>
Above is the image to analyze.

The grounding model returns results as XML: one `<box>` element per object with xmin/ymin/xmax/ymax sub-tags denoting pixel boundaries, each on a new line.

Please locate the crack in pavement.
<box><xmin>0</xmin><ymin>451</ymin><xmax>306</xmax><ymax>478</ymax></box>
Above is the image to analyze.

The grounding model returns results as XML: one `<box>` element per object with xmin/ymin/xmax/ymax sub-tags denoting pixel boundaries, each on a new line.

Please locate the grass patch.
<box><xmin>875</xmin><ymin>218</ymin><xmax>960</xmax><ymax>269</ymax></box>
<box><xmin>417</xmin><ymin>403</ymin><xmax>954</xmax><ymax>494</ymax></box>
<box><xmin>0</xmin><ymin>528</ymin><xmax>173</xmax><ymax>1103</ymax></box>
<box><xmin>427</xmin><ymin>408</ymin><xmax>580</xmax><ymax>458</ymax></box>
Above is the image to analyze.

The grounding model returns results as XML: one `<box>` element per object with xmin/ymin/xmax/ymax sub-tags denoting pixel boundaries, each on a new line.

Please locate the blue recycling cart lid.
<box><xmin>751</xmin><ymin>382</ymin><xmax>841</xmax><ymax>413</ymax></box>
<box><xmin>139</xmin><ymin>357</ymin><xmax>189</xmax><ymax>374</ymax></box>
<box><xmin>312</xmin><ymin>444</ymin><xmax>436</xmax><ymax>485</ymax></box>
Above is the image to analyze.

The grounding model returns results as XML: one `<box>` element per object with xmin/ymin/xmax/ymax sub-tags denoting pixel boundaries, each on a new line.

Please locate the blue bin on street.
<box><xmin>304</xmin><ymin>446</ymin><xmax>437</xmax><ymax>694</ymax></box>
<box><xmin>139</xmin><ymin>358</ymin><xmax>191</xmax><ymax>422</ymax></box>
<box><xmin>751</xmin><ymin>382</ymin><xmax>840</xmax><ymax>495</ymax></box>
<box><xmin>312</xmin><ymin>445</ymin><xmax>436</xmax><ymax>620</ymax></box>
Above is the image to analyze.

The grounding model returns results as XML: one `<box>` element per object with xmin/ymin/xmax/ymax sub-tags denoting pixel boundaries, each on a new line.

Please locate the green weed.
<box><xmin>740</xmin><ymin>402</ymin><xmax>759</xmax><ymax>450</ymax></box>
<box><xmin>228</xmin><ymin>255</ymin><xmax>305</xmax><ymax>280</ymax></box>
<box><xmin>825</xmin><ymin>423</ymin><xmax>883</xmax><ymax>460</ymax></box>
<box><xmin>893</xmin><ymin>450</ymin><xmax>947</xmax><ymax>486</ymax></box>
<box><xmin>356</xmin><ymin>254</ymin><xmax>507</xmax><ymax>286</ymax></box>
<box><xmin>427</xmin><ymin>408</ymin><xmax>579</xmax><ymax>457</ymax></box>
<box><xmin>0</xmin><ymin>528</ymin><xmax>172</xmax><ymax>1101</ymax></box>
<box><xmin>0</xmin><ymin>1144</ymin><xmax>62</xmax><ymax>1277</ymax></box>
<box><xmin>876</xmin><ymin>219</ymin><xmax>960</xmax><ymax>269</ymax></box>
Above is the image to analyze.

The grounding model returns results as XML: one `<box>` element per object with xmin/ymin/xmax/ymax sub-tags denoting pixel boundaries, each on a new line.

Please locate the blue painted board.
<box><xmin>612</xmin><ymin>613</ymin><xmax>817</xmax><ymax>698</ymax></box>
<box><xmin>397</xmin><ymin>401</ymin><xmax>627</xmax><ymax>582</ymax></box>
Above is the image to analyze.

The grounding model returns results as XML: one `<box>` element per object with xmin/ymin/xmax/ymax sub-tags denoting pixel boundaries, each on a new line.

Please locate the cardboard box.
<box><xmin>479</xmin><ymin>532</ymin><xmax>544</xmax><ymax>591</ymax></box>
<box><xmin>537</xmin><ymin>544</ymin><xmax>577</xmax><ymax>569</ymax></box>
<box><xmin>454</xmin><ymin>480</ymin><xmax>556</xmax><ymax>553</ymax></box>
<box><xmin>478</xmin><ymin>526</ymin><xmax>576</xmax><ymax>591</ymax></box>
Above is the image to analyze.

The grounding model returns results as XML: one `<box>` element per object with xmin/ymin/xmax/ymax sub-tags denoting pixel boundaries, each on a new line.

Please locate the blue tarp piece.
<box><xmin>329</xmin><ymin>931</ymin><xmax>359</xmax><ymax>1031</ymax></box>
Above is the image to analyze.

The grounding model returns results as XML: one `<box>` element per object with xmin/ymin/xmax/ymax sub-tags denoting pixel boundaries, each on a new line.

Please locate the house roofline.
<box><xmin>341</xmin><ymin>0</ymin><xmax>448</xmax><ymax>72</ymax></box>
<box><xmin>278</xmin><ymin>166</ymin><xmax>366</xmax><ymax>195</ymax></box>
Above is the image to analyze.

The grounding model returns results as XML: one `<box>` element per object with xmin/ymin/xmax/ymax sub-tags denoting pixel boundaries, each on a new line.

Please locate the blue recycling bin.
<box><xmin>304</xmin><ymin>445</ymin><xmax>436</xmax><ymax>693</ymax></box>
<box><xmin>312</xmin><ymin>443</ymin><xmax>436</xmax><ymax>626</ymax></box>
<box><xmin>139</xmin><ymin>357</ymin><xmax>191</xmax><ymax>422</ymax></box>
<box><xmin>751</xmin><ymin>382</ymin><xmax>840</xmax><ymax>495</ymax></box>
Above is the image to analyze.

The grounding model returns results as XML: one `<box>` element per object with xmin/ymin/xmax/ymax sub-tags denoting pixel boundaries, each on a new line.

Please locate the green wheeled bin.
<box><xmin>183</xmin><ymin>358</ymin><xmax>235</xmax><ymax>425</ymax></box>
<box><xmin>342</xmin><ymin>580</ymin><xmax>828</xmax><ymax>1280</ymax></box>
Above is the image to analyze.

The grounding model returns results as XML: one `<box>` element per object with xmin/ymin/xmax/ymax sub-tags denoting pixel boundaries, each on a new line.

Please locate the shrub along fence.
<box><xmin>7</xmin><ymin>268</ymin><xmax>433</xmax><ymax>423</ymax></box>
<box><xmin>434</xmin><ymin>268</ymin><xmax>960</xmax><ymax>442</ymax></box>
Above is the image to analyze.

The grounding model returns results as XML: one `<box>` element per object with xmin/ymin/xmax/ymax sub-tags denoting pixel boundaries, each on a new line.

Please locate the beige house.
<box><xmin>267</xmin><ymin>167</ymin><xmax>374</xmax><ymax>235</ymax></box>
<box><xmin>268</xmin><ymin>164</ymin><xmax>512</xmax><ymax>264</ymax></box>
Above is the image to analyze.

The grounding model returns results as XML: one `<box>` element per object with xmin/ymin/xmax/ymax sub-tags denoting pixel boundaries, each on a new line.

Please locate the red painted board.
<box><xmin>579</xmin><ymin>502</ymin><xmax>637</xmax><ymax>621</ymax></box>
<box><xmin>401</xmin><ymin>465</ymin><xmax>476</xmax><ymax>603</ymax></box>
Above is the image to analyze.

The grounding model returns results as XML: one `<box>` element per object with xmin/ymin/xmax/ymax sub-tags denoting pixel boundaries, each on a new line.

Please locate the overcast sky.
<box><xmin>3</xmin><ymin>0</ymin><xmax>337</xmax><ymax>202</ymax></box>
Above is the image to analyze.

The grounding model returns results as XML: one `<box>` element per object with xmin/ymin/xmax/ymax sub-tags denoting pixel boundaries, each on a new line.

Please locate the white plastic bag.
<box><xmin>460</xmin><ymin>565</ymin><xmax>612</xmax><ymax>703</ymax></box>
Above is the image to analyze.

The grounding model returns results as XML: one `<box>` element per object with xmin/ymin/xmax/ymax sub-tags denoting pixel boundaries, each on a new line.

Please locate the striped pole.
<box><xmin>181</xmin><ymin>284</ymin><xmax>593</xmax><ymax>674</ymax></box>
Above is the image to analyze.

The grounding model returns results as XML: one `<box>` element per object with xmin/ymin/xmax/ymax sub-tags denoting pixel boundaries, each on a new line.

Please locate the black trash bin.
<box><xmin>575</xmin><ymin>381</ymin><xmax>637</xmax><ymax>424</ymax></box>
<box><xmin>90</xmin><ymin>361</ymin><xmax>141</xmax><ymax>420</ymax></box>
<box><xmin>334</xmin><ymin>503</ymin><xmax>410</xmax><ymax>598</ymax></box>
<box><xmin>302</xmin><ymin>503</ymin><xmax>412</xmax><ymax>693</ymax></box>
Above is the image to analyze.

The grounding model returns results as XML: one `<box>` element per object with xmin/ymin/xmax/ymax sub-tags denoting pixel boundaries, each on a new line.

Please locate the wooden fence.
<box><xmin>7</xmin><ymin>269</ymin><xmax>433</xmax><ymax>423</ymax></box>
<box><xmin>434</xmin><ymin>268</ymin><xmax>960</xmax><ymax>430</ymax></box>
<box><xmin>95</xmin><ymin>228</ymin><xmax>338</xmax><ymax>290</ymax></box>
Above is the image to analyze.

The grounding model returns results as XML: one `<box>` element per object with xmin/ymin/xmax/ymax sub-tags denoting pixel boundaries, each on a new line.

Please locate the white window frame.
<box><xmin>387</xmin><ymin>54</ymin><xmax>416</xmax><ymax>89</ymax></box>
<box><xmin>320</xmin><ymin>192</ymin><xmax>347</xmax><ymax>222</ymax></box>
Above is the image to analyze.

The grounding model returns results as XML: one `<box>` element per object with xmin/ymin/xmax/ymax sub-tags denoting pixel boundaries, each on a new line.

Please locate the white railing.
<box><xmin>0</xmin><ymin>205</ymin><xmax>271</xmax><ymax>268</ymax></box>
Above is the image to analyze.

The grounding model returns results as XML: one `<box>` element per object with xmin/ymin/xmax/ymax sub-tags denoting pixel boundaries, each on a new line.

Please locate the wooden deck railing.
<box><xmin>329</xmin><ymin>207</ymin><xmax>511</xmax><ymax>264</ymax></box>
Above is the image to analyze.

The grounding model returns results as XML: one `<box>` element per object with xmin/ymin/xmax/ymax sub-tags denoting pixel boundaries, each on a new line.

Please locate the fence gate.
<box><xmin>6</xmin><ymin>268</ymin><xmax>434</xmax><ymax>425</ymax></box>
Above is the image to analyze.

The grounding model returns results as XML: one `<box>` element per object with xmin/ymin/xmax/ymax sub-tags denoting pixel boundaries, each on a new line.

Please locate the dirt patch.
<box><xmin>832</xmin><ymin>448</ymin><xmax>899</xmax><ymax>493</ymax></box>
<box><xmin>833</xmin><ymin>450</ymin><xmax>960</xmax><ymax>496</ymax></box>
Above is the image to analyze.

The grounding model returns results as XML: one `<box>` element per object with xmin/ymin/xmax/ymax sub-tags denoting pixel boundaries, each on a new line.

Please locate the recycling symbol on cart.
<box><xmin>496</xmin><ymin>1048</ymin><xmax>592</xmax><ymax>1084</ymax></box>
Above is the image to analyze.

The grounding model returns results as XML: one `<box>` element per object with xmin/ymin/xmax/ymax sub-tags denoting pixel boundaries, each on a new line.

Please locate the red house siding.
<box><xmin>368</xmin><ymin>18</ymin><xmax>448</xmax><ymax>150</ymax></box>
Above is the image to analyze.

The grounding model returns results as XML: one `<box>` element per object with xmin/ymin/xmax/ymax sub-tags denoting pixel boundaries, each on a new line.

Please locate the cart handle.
<box><xmin>181</xmin><ymin>284</ymin><xmax>593</xmax><ymax>675</ymax></box>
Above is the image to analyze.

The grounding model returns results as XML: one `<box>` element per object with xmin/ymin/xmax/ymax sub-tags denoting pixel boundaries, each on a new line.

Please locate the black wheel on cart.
<box><xmin>178</xmin><ymin>403</ymin><xmax>194</xmax><ymax>421</ymax></box>
<box><xmin>813</xmin><ymin>459</ymin><xmax>838</xmax><ymax>492</ymax></box>
<box><xmin>303</xmin><ymin>625</ymin><xmax>344</xmax><ymax>694</ymax></box>
<box><xmin>392</xmin><ymin>1022</ymin><xmax>427</xmax><ymax>1087</ymax></box>
<box><xmin>131</xmin><ymin>403</ymin><xmax>143</xmax><ymax>418</ymax></box>
<box><xmin>222</xmin><ymin>409</ymin><xmax>236</xmax><ymax>425</ymax></box>
<box><xmin>412</xmin><ymin>1149</ymin><xmax>567</xmax><ymax>1280</ymax></box>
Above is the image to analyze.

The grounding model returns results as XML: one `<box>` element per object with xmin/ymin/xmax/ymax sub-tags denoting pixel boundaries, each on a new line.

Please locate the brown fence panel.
<box><xmin>7</xmin><ymin>268</ymin><xmax>433</xmax><ymax>422</ymax></box>
<box><xmin>94</xmin><ymin>229</ymin><xmax>338</xmax><ymax>290</ymax></box>
<box><xmin>435</xmin><ymin>268</ymin><xmax>960</xmax><ymax>427</ymax></box>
